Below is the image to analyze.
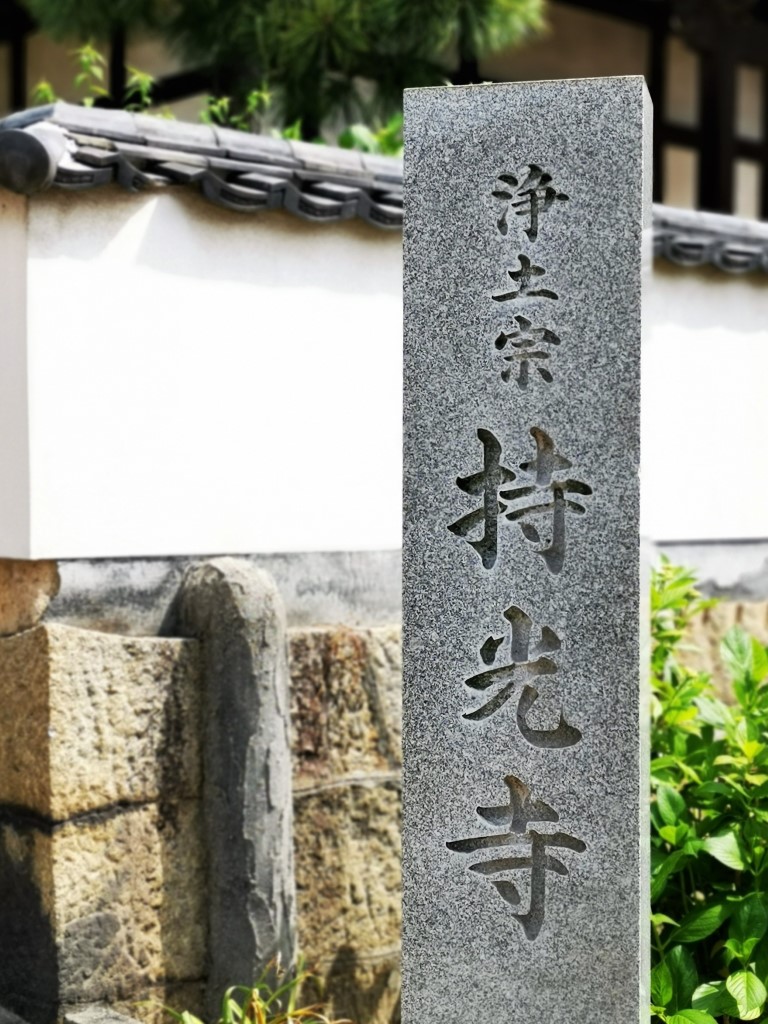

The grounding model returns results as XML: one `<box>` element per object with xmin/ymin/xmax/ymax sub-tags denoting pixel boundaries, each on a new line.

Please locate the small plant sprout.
<box><xmin>146</xmin><ymin>957</ymin><xmax>350</xmax><ymax>1024</ymax></box>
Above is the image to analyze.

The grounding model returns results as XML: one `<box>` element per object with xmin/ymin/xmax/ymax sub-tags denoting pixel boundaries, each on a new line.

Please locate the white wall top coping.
<box><xmin>0</xmin><ymin>102</ymin><xmax>766</xmax><ymax>274</ymax></box>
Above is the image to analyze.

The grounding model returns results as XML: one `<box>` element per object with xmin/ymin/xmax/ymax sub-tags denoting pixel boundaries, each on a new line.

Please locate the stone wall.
<box><xmin>685</xmin><ymin>601</ymin><xmax>768</xmax><ymax>700</ymax></box>
<box><xmin>0</xmin><ymin>606</ymin><xmax>403</xmax><ymax>1024</ymax></box>
<box><xmin>0</xmin><ymin>558</ymin><xmax>764</xmax><ymax>1024</ymax></box>
<box><xmin>290</xmin><ymin>627</ymin><xmax>402</xmax><ymax>1024</ymax></box>
<box><xmin>0</xmin><ymin>624</ymin><xmax>205</xmax><ymax>1023</ymax></box>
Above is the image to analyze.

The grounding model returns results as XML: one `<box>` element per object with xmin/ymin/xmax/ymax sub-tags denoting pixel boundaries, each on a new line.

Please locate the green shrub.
<box><xmin>651</xmin><ymin>561</ymin><xmax>768</xmax><ymax>1024</ymax></box>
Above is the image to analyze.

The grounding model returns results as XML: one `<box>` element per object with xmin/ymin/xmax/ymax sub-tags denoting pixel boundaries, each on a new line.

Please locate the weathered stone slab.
<box><xmin>64</xmin><ymin>988</ymin><xmax>205</xmax><ymax>1024</ymax></box>
<box><xmin>0</xmin><ymin>801</ymin><xmax>205</xmax><ymax>1021</ymax></box>
<box><xmin>113</xmin><ymin>981</ymin><xmax>205</xmax><ymax>1024</ymax></box>
<box><xmin>403</xmin><ymin>79</ymin><xmax>651</xmax><ymax>1024</ymax></box>
<box><xmin>685</xmin><ymin>600</ymin><xmax>768</xmax><ymax>702</ymax></box>
<box><xmin>49</xmin><ymin>551</ymin><xmax>402</xmax><ymax>636</ymax></box>
<box><xmin>0</xmin><ymin>625</ymin><xmax>201</xmax><ymax>819</ymax></box>
<box><xmin>290</xmin><ymin>626</ymin><xmax>402</xmax><ymax>782</ymax></box>
<box><xmin>0</xmin><ymin>558</ymin><xmax>59</xmax><ymax>636</ymax></box>
<box><xmin>290</xmin><ymin>626</ymin><xmax>402</xmax><ymax>1024</ymax></box>
<box><xmin>294</xmin><ymin>784</ymin><xmax>401</xmax><ymax>1019</ymax></box>
<box><xmin>178</xmin><ymin>558</ymin><xmax>296</xmax><ymax>1017</ymax></box>
<box><xmin>64</xmin><ymin>1008</ymin><xmax>136</xmax><ymax>1024</ymax></box>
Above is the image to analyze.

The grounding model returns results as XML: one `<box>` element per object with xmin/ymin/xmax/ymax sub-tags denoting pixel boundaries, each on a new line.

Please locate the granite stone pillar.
<box><xmin>403</xmin><ymin>78</ymin><xmax>651</xmax><ymax>1024</ymax></box>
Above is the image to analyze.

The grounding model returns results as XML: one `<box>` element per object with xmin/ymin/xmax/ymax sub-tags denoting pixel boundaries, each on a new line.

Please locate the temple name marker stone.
<box><xmin>403</xmin><ymin>77</ymin><xmax>651</xmax><ymax>1024</ymax></box>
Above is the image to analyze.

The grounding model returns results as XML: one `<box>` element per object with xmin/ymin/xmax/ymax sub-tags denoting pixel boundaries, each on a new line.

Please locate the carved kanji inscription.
<box><xmin>447</xmin><ymin>774</ymin><xmax>586</xmax><ymax>940</ymax></box>
<box><xmin>492</xmin><ymin>254</ymin><xmax>558</xmax><ymax>303</ymax></box>
<box><xmin>449</xmin><ymin>427</ymin><xmax>592</xmax><ymax>574</ymax></box>
<box><xmin>495</xmin><ymin>315</ymin><xmax>561</xmax><ymax>387</ymax></box>
<box><xmin>492</xmin><ymin>166</ymin><xmax>569</xmax><ymax>241</ymax></box>
<box><xmin>463</xmin><ymin>604</ymin><xmax>582</xmax><ymax>748</ymax></box>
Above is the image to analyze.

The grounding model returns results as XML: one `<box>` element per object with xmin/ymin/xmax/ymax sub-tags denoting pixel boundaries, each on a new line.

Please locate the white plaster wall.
<box><xmin>643</xmin><ymin>262</ymin><xmax>768</xmax><ymax>541</ymax></box>
<box><xmin>22</xmin><ymin>186</ymin><xmax>402</xmax><ymax>558</ymax></box>
<box><xmin>0</xmin><ymin>190</ymin><xmax>31</xmax><ymax>557</ymax></box>
<box><xmin>4</xmin><ymin>182</ymin><xmax>768</xmax><ymax>557</ymax></box>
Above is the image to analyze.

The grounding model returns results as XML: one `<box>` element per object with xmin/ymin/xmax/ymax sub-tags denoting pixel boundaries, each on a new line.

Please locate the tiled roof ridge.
<box><xmin>0</xmin><ymin>103</ymin><xmax>767</xmax><ymax>274</ymax></box>
<box><xmin>0</xmin><ymin>101</ymin><xmax>403</xmax><ymax>229</ymax></box>
<box><xmin>653</xmin><ymin>204</ymin><xmax>768</xmax><ymax>275</ymax></box>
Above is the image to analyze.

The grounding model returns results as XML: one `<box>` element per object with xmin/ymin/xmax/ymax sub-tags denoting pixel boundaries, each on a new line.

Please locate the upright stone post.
<box><xmin>402</xmin><ymin>78</ymin><xmax>651</xmax><ymax>1024</ymax></box>
<box><xmin>177</xmin><ymin>558</ymin><xmax>296</xmax><ymax>1016</ymax></box>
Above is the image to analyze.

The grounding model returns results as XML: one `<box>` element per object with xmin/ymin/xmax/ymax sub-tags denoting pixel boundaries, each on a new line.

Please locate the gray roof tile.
<box><xmin>653</xmin><ymin>204</ymin><xmax>768</xmax><ymax>275</ymax></box>
<box><xmin>0</xmin><ymin>103</ymin><xmax>766</xmax><ymax>265</ymax></box>
<box><xmin>0</xmin><ymin>102</ymin><xmax>401</xmax><ymax>229</ymax></box>
<box><xmin>51</xmin><ymin>103</ymin><xmax>142</xmax><ymax>143</ymax></box>
<box><xmin>132</xmin><ymin>113</ymin><xmax>220</xmax><ymax>155</ymax></box>
<box><xmin>213</xmin><ymin>125</ymin><xmax>297</xmax><ymax>165</ymax></box>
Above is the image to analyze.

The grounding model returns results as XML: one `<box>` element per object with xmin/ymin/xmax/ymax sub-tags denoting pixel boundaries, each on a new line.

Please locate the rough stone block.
<box><xmin>290</xmin><ymin>626</ymin><xmax>402</xmax><ymax>783</ymax></box>
<box><xmin>290</xmin><ymin>626</ymin><xmax>402</xmax><ymax>1024</ymax></box>
<box><xmin>0</xmin><ymin>559</ymin><xmax>59</xmax><ymax>636</ymax></box>
<box><xmin>113</xmin><ymin>982</ymin><xmax>205</xmax><ymax>1024</ymax></box>
<box><xmin>294</xmin><ymin>783</ymin><xmax>401</xmax><ymax>953</ymax></box>
<box><xmin>64</xmin><ymin>1007</ymin><xmax>141</xmax><ymax>1024</ymax></box>
<box><xmin>64</xmin><ymin>984</ymin><xmax>205</xmax><ymax>1024</ymax></box>
<box><xmin>0</xmin><ymin>801</ymin><xmax>206</xmax><ymax>1021</ymax></box>
<box><xmin>685</xmin><ymin>600</ymin><xmax>768</xmax><ymax>702</ymax></box>
<box><xmin>0</xmin><ymin>625</ymin><xmax>201</xmax><ymax>819</ymax></box>
<box><xmin>294</xmin><ymin>783</ymin><xmax>401</xmax><ymax>1024</ymax></box>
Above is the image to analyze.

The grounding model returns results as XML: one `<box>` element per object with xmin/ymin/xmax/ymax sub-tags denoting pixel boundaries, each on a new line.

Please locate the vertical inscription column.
<box><xmin>403</xmin><ymin>79</ymin><xmax>651</xmax><ymax>1024</ymax></box>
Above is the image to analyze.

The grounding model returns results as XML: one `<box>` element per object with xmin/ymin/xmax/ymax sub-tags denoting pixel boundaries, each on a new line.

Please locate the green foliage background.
<box><xmin>20</xmin><ymin>0</ymin><xmax>545</xmax><ymax>139</ymax></box>
<box><xmin>651</xmin><ymin>563</ymin><xmax>768</xmax><ymax>1024</ymax></box>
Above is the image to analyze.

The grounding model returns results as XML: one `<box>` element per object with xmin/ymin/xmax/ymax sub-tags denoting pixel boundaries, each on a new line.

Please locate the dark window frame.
<box><xmin>559</xmin><ymin>0</ymin><xmax>768</xmax><ymax>216</ymax></box>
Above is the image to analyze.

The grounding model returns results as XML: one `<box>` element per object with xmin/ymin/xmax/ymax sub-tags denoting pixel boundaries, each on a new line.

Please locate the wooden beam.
<box><xmin>10</xmin><ymin>30</ymin><xmax>26</xmax><ymax>111</ymax></box>
<box><xmin>761</xmin><ymin>67</ymin><xmax>768</xmax><ymax>219</ymax></box>
<box><xmin>555</xmin><ymin>0</ymin><xmax>663</xmax><ymax>25</ymax></box>
<box><xmin>697</xmin><ymin>47</ymin><xmax>737</xmax><ymax>213</ymax></box>
<box><xmin>109</xmin><ymin>29</ymin><xmax>126</xmax><ymax>104</ymax></box>
<box><xmin>0</xmin><ymin>2</ymin><xmax>35</xmax><ymax>43</ymax></box>
<box><xmin>661</xmin><ymin>122</ymin><xmax>763</xmax><ymax>162</ymax></box>
<box><xmin>648</xmin><ymin>20</ymin><xmax>667</xmax><ymax>201</ymax></box>
<box><xmin>149</xmin><ymin>68</ymin><xmax>216</xmax><ymax>105</ymax></box>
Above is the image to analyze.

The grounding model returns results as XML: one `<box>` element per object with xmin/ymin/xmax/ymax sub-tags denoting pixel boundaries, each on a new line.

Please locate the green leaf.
<box><xmin>722</xmin><ymin>626</ymin><xmax>753</xmax><ymax>681</ymax></box>
<box><xmin>726</xmin><ymin>970</ymin><xmax>767</xmax><ymax>1018</ymax></box>
<box><xmin>731</xmin><ymin>894</ymin><xmax>768</xmax><ymax>947</ymax></box>
<box><xmin>667</xmin><ymin>1011</ymin><xmax>719</xmax><ymax>1024</ymax></box>
<box><xmin>694</xmin><ymin>696</ymin><xmax>732</xmax><ymax>726</ymax></box>
<box><xmin>693</xmin><ymin>781</ymin><xmax>734</xmax><ymax>801</ymax></box>
<box><xmin>682</xmin><ymin>837</ymin><xmax>705</xmax><ymax>856</ymax></box>
<box><xmin>652</xmin><ymin>960</ymin><xmax>674</xmax><ymax>1008</ymax></box>
<box><xmin>667</xmin><ymin>945</ymin><xmax>699</xmax><ymax>1013</ymax></box>
<box><xmin>703</xmin><ymin>831</ymin><xmax>746</xmax><ymax>870</ymax></box>
<box><xmin>672</xmin><ymin>902</ymin><xmax>731</xmax><ymax>943</ymax></box>
<box><xmin>651</xmin><ymin>850</ymin><xmax>689</xmax><ymax>901</ymax></box>
<box><xmin>659</xmin><ymin>824</ymin><xmax>689</xmax><ymax>846</ymax></box>
<box><xmin>337</xmin><ymin>123</ymin><xmax>379</xmax><ymax>152</ymax></box>
<box><xmin>652</xmin><ymin>913</ymin><xmax>680</xmax><ymax>928</ymax></box>
<box><xmin>657</xmin><ymin>785</ymin><xmax>687</xmax><ymax>826</ymax></box>
<box><xmin>652</xmin><ymin>754</ymin><xmax>679</xmax><ymax>767</ymax></box>
<box><xmin>726</xmin><ymin>938</ymin><xmax>759</xmax><ymax>963</ymax></box>
<box><xmin>692</xmin><ymin>982</ymin><xmax>730</xmax><ymax>1015</ymax></box>
<box><xmin>750</xmin><ymin>637</ymin><xmax>768</xmax><ymax>681</ymax></box>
